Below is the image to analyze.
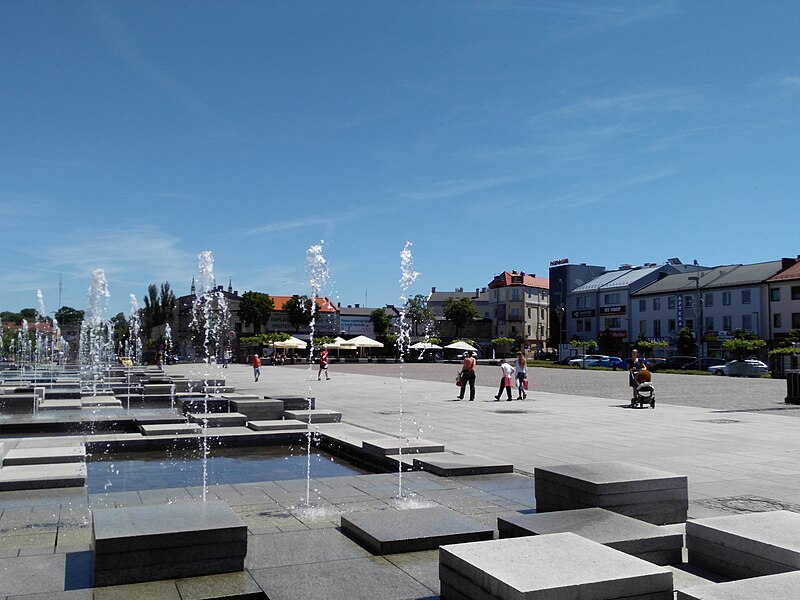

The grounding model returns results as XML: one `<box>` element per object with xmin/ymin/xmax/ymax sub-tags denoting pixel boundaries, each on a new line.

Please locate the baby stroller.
<box><xmin>630</xmin><ymin>368</ymin><xmax>655</xmax><ymax>409</ymax></box>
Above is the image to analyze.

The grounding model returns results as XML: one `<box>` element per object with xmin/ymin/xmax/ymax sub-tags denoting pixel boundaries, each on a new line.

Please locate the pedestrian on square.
<box><xmin>457</xmin><ymin>351</ymin><xmax>476</xmax><ymax>401</ymax></box>
<box><xmin>495</xmin><ymin>358</ymin><xmax>515</xmax><ymax>401</ymax></box>
<box><xmin>252</xmin><ymin>353</ymin><xmax>261</xmax><ymax>382</ymax></box>
<box><xmin>626</xmin><ymin>349</ymin><xmax>648</xmax><ymax>401</ymax></box>
<box><xmin>318</xmin><ymin>348</ymin><xmax>330</xmax><ymax>380</ymax></box>
<box><xmin>515</xmin><ymin>351</ymin><xmax>528</xmax><ymax>400</ymax></box>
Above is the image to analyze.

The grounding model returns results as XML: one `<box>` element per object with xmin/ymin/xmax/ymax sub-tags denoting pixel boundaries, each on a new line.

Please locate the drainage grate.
<box><xmin>376</xmin><ymin>410</ymin><xmax>401</xmax><ymax>415</ymax></box>
<box><xmin>495</xmin><ymin>409</ymin><xmax>528</xmax><ymax>414</ymax></box>
<box><xmin>696</xmin><ymin>419</ymin><xmax>742</xmax><ymax>424</ymax></box>
<box><xmin>693</xmin><ymin>495</ymin><xmax>800</xmax><ymax>514</ymax></box>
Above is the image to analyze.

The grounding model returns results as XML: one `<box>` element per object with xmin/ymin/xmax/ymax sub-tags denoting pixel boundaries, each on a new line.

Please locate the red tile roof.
<box><xmin>271</xmin><ymin>296</ymin><xmax>339</xmax><ymax>313</ymax></box>
<box><xmin>488</xmin><ymin>271</ymin><xmax>550</xmax><ymax>290</ymax></box>
<box><xmin>767</xmin><ymin>258</ymin><xmax>800</xmax><ymax>282</ymax></box>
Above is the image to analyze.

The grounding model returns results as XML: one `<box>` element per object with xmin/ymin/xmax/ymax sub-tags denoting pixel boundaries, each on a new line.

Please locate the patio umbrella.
<box><xmin>444</xmin><ymin>341</ymin><xmax>477</xmax><ymax>352</ymax></box>
<box><xmin>409</xmin><ymin>341</ymin><xmax>442</xmax><ymax>350</ymax></box>
<box><xmin>346</xmin><ymin>335</ymin><xmax>384</xmax><ymax>348</ymax></box>
<box><xmin>273</xmin><ymin>336</ymin><xmax>308</xmax><ymax>349</ymax></box>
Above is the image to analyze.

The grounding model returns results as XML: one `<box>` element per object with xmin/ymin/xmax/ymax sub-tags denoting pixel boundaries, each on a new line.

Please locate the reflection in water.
<box><xmin>87</xmin><ymin>446</ymin><xmax>367</xmax><ymax>494</ymax></box>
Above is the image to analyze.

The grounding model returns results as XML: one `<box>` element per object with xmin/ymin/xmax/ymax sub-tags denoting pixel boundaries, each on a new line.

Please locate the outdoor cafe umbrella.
<box><xmin>273</xmin><ymin>336</ymin><xmax>308</xmax><ymax>349</ymax></box>
<box><xmin>346</xmin><ymin>335</ymin><xmax>384</xmax><ymax>348</ymax></box>
<box><xmin>444</xmin><ymin>341</ymin><xmax>477</xmax><ymax>352</ymax></box>
<box><xmin>409</xmin><ymin>341</ymin><xmax>442</xmax><ymax>350</ymax></box>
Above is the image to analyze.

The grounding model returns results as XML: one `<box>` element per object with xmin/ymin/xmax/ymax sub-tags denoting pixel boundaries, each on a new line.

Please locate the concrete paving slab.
<box><xmin>250</xmin><ymin>555</ymin><xmax>434</xmax><ymax>600</ymax></box>
<box><xmin>283</xmin><ymin>409</ymin><xmax>341</xmax><ymax>423</ymax></box>
<box><xmin>440</xmin><ymin>532</ymin><xmax>673</xmax><ymax>600</ymax></box>
<box><xmin>0</xmin><ymin>463</ymin><xmax>86</xmax><ymax>491</ymax></box>
<box><xmin>362</xmin><ymin>437</ymin><xmax>445</xmax><ymax>456</ymax></box>
<box><xmin>188</xmin><ymin>412</ymin><xmax>248</xmax><ymax>427</ymax></box>
<box><xmin>413</xmin><ymin>453</ymin><xmax>514</xmax><ymax>476</ymax></box>
<box><xmin>498</xmin><ymin>507</ymin><xmax>683</xmax><ymax>565</ymax></box>
<box><xmin>174</xmin><ymin>570</ymin><xmax>266</xmax><ymax>600</ymax></box>
<box><xmin>138</xmin><ymin>423</ymin><xmax>202</xmax><ymax>436</ymax></box>
<box><xmin>247</xmin><ymin>419</ymin><xmax>308</xmax><ymax>431</ymax></box>
<box><xmin>38</xmin><ymin>400</ymin><xmax>82</xmax><ymax>411</ymax></box>
<box><xmin>676</xmin><ymin>571</ymin><xmax>800</xmax><ymax>599</ymax></box>
<box><xmin>341</xmin><ymin>506</ymin><xmax>494</xmax><ymax>554</ymax></box>
<box><xmin>2</xmin><ymin>446</ymin><xmax>86</xmax><ymax>466</ymax></box>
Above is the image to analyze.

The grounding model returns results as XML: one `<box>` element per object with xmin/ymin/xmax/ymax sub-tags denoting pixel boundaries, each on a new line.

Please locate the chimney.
<box><xmin>431</xmin><ymin>286</ymin><xmax>436</xmax><ymax>293</ymax></box>
<box><xmin>355</xmin><ymin>304</ymin><xmax>360</xmax><ymax>308</ymax></box>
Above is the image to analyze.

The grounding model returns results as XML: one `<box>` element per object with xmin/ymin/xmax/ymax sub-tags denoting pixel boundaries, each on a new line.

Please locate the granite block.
<box><xmin>498</xmin><ymin>508</ymin><xmax>683</xmax><ymax>565</ymax></box>
<box><xmin>0</xmin><ymin>463</ymin><xmax>86</xmax><ymax>491</ymax></box>
<box><xmin>413</xmin><ymin>453</ymin><xmax>514</xmax><ymax>476</ymax></box>
<box><xmin>247</xmin><ymin>419</ymin><xmax>308</xmax><ymax>431</ymax></box>
<box><xmin>676</xmin><ymin>571</ymin><xmax>800</xmax><ymax>599</ymax></box>
<box><xmin>341</xmin><ymin>506</ymin><xmax>494</xmax><ymax>554</ymax></box>
<box><xmin>138</xmin><ymin>423</ymin><xmax>202</xmax><ymax>436</ymax></box>
<box><xmin>2</xmin><ymin>445</ymin><xmax>86</xmax><ymax>466</ymax></box>
<box><xmin>535</xmin><ymin>463</ymin><xmax>688</xmax><ymax>494</ymax></box>
<box><xmin>188</xmin><ymin>412</ymin><xmax>248</xmax><ymax>427</ymax></box>
<box><xmin>267</xmin><ymin>395</ymin><xmax>315</xmax><ymax>411</ymax></box>
<box><xmin>440</xmin><ymin>533</ymin><xmax>673</xmax><ymax>600</ymax></box>
<box><xmin>94</xmin><ymin>556</ymin><xmax>245</xmax><ymax>587</ymax></box>
<box><xmin>283</xmin><ymin>409</ymin><xmax>341</xmax><ymax>423</ymax></box>
<box><xmin>361</xmin><ymin>438</ymin><xmax>444</xmax><ymax>456</ymax></box>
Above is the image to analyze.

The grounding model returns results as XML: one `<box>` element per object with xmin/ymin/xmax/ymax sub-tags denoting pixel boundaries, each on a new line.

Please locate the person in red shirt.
<box><xmin>252</xmin><ymin>354</ymin><xmax>261</xmax><ymax>382</ymax></box>
<box><xmin>317</xmin><ymin>349</ymin><xmax>330</xmax><ymax>380</ymax></box>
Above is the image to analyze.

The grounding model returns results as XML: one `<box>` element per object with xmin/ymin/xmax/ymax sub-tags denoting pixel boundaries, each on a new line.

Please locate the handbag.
<box><xmin>523</xmin><ymin>378</ymin><xmax>529</xmax><ymax>390</ymax></box>
<box><xmin>456</xmin><ymin>372</ymin><xmax>465</xmax><ymax>387</ymax></box>
<box><xmin>503</xmin><ymin>375</ymin><xmax>512</xmax><ymax>387</ymax></box>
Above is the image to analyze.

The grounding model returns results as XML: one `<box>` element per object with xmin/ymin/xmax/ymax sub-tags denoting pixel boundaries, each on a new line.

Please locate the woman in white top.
<box><xmin>494</xmin><ymin>358</ymin><xmax>515</xmax><ymax>401</ymax></box>
<box><xmin>515</xmin><ymin>351</ymin><xmax>528</xmax><ymax>400</ymax></box>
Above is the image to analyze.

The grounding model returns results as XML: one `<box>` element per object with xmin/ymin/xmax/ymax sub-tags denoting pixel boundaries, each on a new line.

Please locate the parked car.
<box><xmin>681</xmin><ymin>357</ymin><xmax>726</xmax><ymax>371</ymax></box>
<box><xmin>589</xmin><ymin>356</ymin><xmax>626</xmax><ymax>369</ymax></box>
<box><xmin>649</xmin><ymin>356</ymin><xmax>697</xmax><ymax>371</ymax></box>
<box><xmin>709</xmin><ymin>360</ymin><xmax>768</xmax><ymax>377</ymax></box>
<box><xmin>568</xmin><ymin>354</ymin><xmax>608</xmax><ymax>368</ymax></box>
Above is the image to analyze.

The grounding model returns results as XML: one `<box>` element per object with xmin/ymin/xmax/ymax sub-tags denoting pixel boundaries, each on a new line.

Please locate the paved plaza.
<box><xmin>0</xmin><ymin>360</ymin><xmax>797</xmax><ymax>599</ymax></box>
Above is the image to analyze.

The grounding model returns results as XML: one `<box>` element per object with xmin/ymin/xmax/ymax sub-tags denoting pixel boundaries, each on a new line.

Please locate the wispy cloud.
<box><xmin>84</xmin><ymin>0</ymin><xmax>211</xmax><ymax>116</ymax></box>
<box><xmin>525</xmin><ymin>0</ymin><xmax>679</xmax><ymax>30</ymax></box>
<box><xmin>403</xmin><ymin>174</ymin><xmax>526</xmax><ymax>201</ymax></box>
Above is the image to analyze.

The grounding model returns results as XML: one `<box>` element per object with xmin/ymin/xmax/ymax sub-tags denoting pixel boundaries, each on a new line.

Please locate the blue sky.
<box><xmin>2</xmin><ymin>1</ymin><xmax>798</xmax><ymax>318</ymax></box>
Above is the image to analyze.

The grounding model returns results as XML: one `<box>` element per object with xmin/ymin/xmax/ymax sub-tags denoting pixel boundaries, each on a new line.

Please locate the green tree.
<box><xmin>370</xmin><ymin>308</ymin><xmax>393</xmax><ymax>339</ymax></box>
<box><xmin>442</xmin><ymin>297</ymin><xmax>478</xmax><ymax>339</ymax></box>
<box><xmin>722</xmin><ymin>329</ymin><xmax>766</xmax><ymax>361</ymax></box>
<box><xmin>0</xmin><ymin>311</ymin><xmax>24</xmax><ymax>324</ymax></box>
<box><xmin>238</xmin><ymin>291</ymin><xmax>275</xmax><ymax>334</ymax></box>
<box><xmin>284</xmin><ymin>295</ymin><xmax>316</xmax><ymax>333</ymax></box>
<box><xmin>109</xmin><ymin>312</ymin><xmax>130</xmax><ymax>354</ymax></box>
<box><xmin>142</xmin><ymin>282</ymin><xmax>177</xmax><ymax>338</ymax></box>
<box><xmin>20</xmin><ymin>308</ymin><xmax>38</xmax><ymax>321</ymax></box>
<box><xmin>55</xmin><ymin>306</ymin><xmax>84</xmax><ymax>326</ymax></box>
<box><xmin>676</xmin><ymin>327</ymin><xmax>697</xmax><ymax>356</ymax></box>
<box><xmin>405</xmin><ymin>294</ymin><xmax>435</xmax><ymax>336</ymax></box>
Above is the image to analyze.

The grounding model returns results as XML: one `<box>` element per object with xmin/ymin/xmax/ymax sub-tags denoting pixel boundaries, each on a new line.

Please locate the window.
<box><xmin>774</xmin><ymin>313</ymin><xmax>782</xmax><ymax>328</ymax></box>
<box><xmin>793</xmin><ymin>313</ymin><xmax>800</xmax><ymax>329</ymax></box>
<box><xmin>668</xmin><ymin>319</ymin><xmax>676</xmax><ymax>333</ymax></box>
<box><xmin>605</xmin><ymin>317</ymin><xmax>621</xmax><ymax>328</ymax></box>
<box><xmin>584</xmin><ymin>320</ymin><xmax>592</xmax><ymax>332</ymax></box>
<box><xmin>577</xmin><ymin>320</ymin><xmax>584</xmax><ymax>332</ymax></box>
<box><xmin>686</xmin><ymin>319</ymin><xmax>694</xmax><ymax>332</ymax></box>
<box><xmin>705</xmin><ymin>293</ymin><xmax>713</xmax><ymax>308</ymax></box>
<box><xmin>722</xmin><ymin>291</ymin><xmax>731</xmax><ymax>306</ymax></box>
<box><xmin>793</xmin><ymin>287</ymin><xmax>800</xmax><ymax>301</ymax></box>
<box><xmin>771</xmin><ymin>288</ymin><xmax>780</xmax><ymax>302</ymax></box>
<box><xmin>639</xmin><ymin>299</ymin><xmax>646</xmax><ymax>311</ymax></box>
<box><xmin>653</xmin><ymin>298</ymin><xmax>661</xmax><ymax>311</ymax></box>
<box><xmin>685</xmin><ymin>295</ymin><xmax>694</xmax><ymax>308</ymax></box>
<box><xmin>653</xmin><ymin>320</ymin><xmax>661</xmax><ymax>337</ymax></box>
<box><xmin>639</xmin><ymin>320</ymin><xmax>647</xmax><ymax>335</ymax></box>
<box><xmin>742</xmin><ymin>314</ymin><xmax>752</xmax><ymax>330</ymax></box>
<box><xmin>604</xmin><ymin>293</ymin><xmax>621</xmax><ymax>304</ymax></box>
<box><xmin>723</xmin><ymin>315</ymin><xmax>732</xmax><ymax>331</ymax></box>
<box><xmin>741</xmin><ymin>290</ymin><xmax>751</xmax><ymax>304</ymax></box>
<box><xmin>705</xmin><ymin>316</ymin><xmax>714</xmax><ymax>331</ymax></box>
<box><xmin>668</xmin><ymin>296</ymin><xmax>675</xmax><ymax>310</ymax></box>
<box><xmin>511</xmin><ymin>288</ymin><xmax>521</xmax><ymax>301</ymax></box>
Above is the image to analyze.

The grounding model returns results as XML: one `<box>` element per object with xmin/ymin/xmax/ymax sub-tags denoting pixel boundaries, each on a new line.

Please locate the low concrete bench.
<box><xmin>535</xmin><ymin>461</ymin><xmax>688</xmax><ymax>525</ymax></box>
<box><xmin>677</xmin><ymin>571</ymin><xmax>800</xmax><ymax>599</ymax></box>
<box><xmin>268</xmin><ymin>395</ymin><xmax>315</xmax><ymax>411</ymax></box>
<box><xmin>229</xmin><ymin>398</ymin><xmax>284</xmax><ymax>420</ymax></box>
<box><xmin>247</xmin><ymin>419</ymin><xmax>308</xmax><ymax>431</ymax></box>
<box><xmin>498</xmin><ymin>507</ymin><xmax>683</xmax><ymax>565</ymax></box>
<box><xmin>413</xmin><ymin>453</ymin><xmax>513</xmax><ymax>476</ymax></box>
<box><xmin>362</xmin><ymin>438</ymin><xmax>444</xmax><ymax>456</ymax></box>
<box><xmin>342</xmin><ymin>506</ymin><xmax>493</xmax><ymax>555</ymax></box>
<box><xmin>0</xmin><ymin>463</ymin><xmax>86</xmax><ymax>491</ymax></box>
<box><xmin>284</xmin><ymin>409</ymin><xmax>341</xmax><ymax>424</ymax></box>
<box><xmin>188</xmin><ymin>412</ymin><xmax>247</xmax><ymax>427</ymax></box>
<box><xmin>139</xmin><ymin>423</ymin><xmax>202</xmax><ymax>436</ymax></box>
<box><xmin>686</xmin><ymin>510</ymin><xmax>800</xmax><ymax>579</ymax></box>
<box><xmin>92</xmin><ymin>501</ymin><xmax>247</xmax><ymax>586</ymax></box>
<box><xmin>440</xmin><ymin>532</ymin><xmax>673</xmax><ymax>599</ymax></box>
<box><xmin>2</xmin><ymin>445</ymin><xmax>86</xmax><ymax>466</ymax></box>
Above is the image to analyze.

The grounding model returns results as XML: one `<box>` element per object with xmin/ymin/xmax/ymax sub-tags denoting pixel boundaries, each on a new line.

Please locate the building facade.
<box><xmin>487</xmin><ymin>271</ymin><xmax>550</xmax><ymax>350</ymax></box>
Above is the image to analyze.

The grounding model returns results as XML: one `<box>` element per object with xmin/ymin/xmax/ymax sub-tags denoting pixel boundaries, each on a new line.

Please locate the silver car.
<box><xmin>708</xmin><ymin>360</ymin><xmax>768</xmax><ymax>377</ymax></box>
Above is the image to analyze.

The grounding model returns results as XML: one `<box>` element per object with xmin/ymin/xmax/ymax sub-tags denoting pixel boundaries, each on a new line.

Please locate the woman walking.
<box><xmin>457</xmin><ymin>351</ymin><xmax>477</xmax><ymax>401</ymax></box>
<box><xmin>494</xmin><ymin>358</ymin><xmax>515</xmax><ymax>401</ymax></box>
<box><xmin>515</xmin><ymin>351</ymin><xmax>528</xmax><ymax>400</ymax></box>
